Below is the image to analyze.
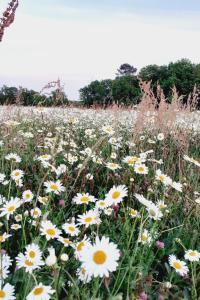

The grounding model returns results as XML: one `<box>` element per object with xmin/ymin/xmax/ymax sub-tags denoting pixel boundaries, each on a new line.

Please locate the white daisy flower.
<box><xmin>5</xmin><ymin>153</ymin><xmax>21</xmax><ymax>163</ymax></box>
<box><xmin>134</xmin><ymin>164</ymin><xmax>148</xmax><ymax>174</ymax></box>
<box><xmin>95</xmin><ymin>199</ymin><xmax>110</xmax><ymax>210</ymax></box>
<box><xmin>0</xmin><ymin>283</ymin><xmax>15</xmax><ymax>300</ymax></box>
<box><xmin>72</xmin><ymin>193</ymin><xmax>96</xmax><ymax>205</ymax></box>
<box><xmin>155</xmin><ymin>170</ymin><xmax>172</xmax><ymax>186</ymax></box>
<box><xmin>58</xmin><ymin>237</ymin><xmax>72</xmax><ymax>247</ymax></box>
<box><xmin>40</xmin><ymin>220</ymin><xmax>61</xmax><ymax>240</ymax></box>
<box><xmin>11</xmin><ymin>224</ymin><xmax>21</xmax><ymax>230</ymax></box>
<box><xmin>129</xmin><ymin>208</ymin><xmax>139</xmax><ymax>218</ymax></box>
<box><xmin>11</xmin><ymin>169</ymin><xmax>24</xmax><ymax>181</ymax></box>
<box><xmin>77</xmin><ymin>210</ymin><xmax>101</xmax><ymax>228</ymax></box>
<box><xmin>0</xmin><ymin>197</ymin><xmax>21</xmax><ymax>219</ymax></box>
<box><xmin>169</xmin><ymin>255</ymin><xmax>189</xmax><ymax>276</ymax></box>
<box><xmin>16</xmin><ymin>253</ymin><xmax>44</xmax><ymax>273</ymax></box>
<box><xmin>106</xmin><ymin>185</ymin><xmax>128</xmax><ymax>205</ymax></box>
<box><xmin>77</xmin><ymin>267</ymin><xmax>92</xmax><ymax>283</ymax></box>
<box><xmin>106</xmin><ymin>162</ymin><xmax>121</xmax><ymax>171</ymax></box>
<box><xmin>44</xmin><ymin>180</ymin><xmax>65</xmax><ymax>195</ymax></box>
<box><xmin>25</xmin><ymin>243</ymin><xmax>43</xmax><ymax>264</ymax></box>
<box><xmin>26</xmin><ymin>283</ymin><xmax>55</xmax><ymax>300</ymax></box>
<box><xmin>184</xmin><ymin>250</ymin><xmax>200</xmax><ymax>262</ymax></box>
<box><xmin>171</xmin><ymin>181</ymin><xmax>183</xmax><ymax>192</ymax></box>
<box><xmin>146</xmin><ymin>204</ymin><xmax>163</xmax><ymax>221</ymax></box>
<box><xmin>37</xmin><ymin>154</ymin><xmax>52</xmax><ymax>162</ymax></box>
<box><xmin>183</xmin><ymin>155</ymin><xmax>200</xmax><ymax>167</ymax></box>
<box><xmin>0</xmin><ymin>254</ymin><xmax>12</xmax><ymax>282</ymax></box>
<box><xmin>0</xmin><ymin>232</ymin><xmax>11</xmax><ymax>243</ymax></box>
<box><xmin>22</xmin><ymin>190</ymin><xmax>34</xmax><ymax>203</ymax></box>
<box><xmin>38</xmin><ymin>196</ymin><xmax>49</xmax><ymax>205</ymax></box>
<box><xmin>30</xmin><ymin>207</ymin><xmax>42</xmax><ymax>219</ymax></box>
<box><xmin>73</xmin><ymin>236</ymin><xmax>90</xmax><ymax>259</ymax></box>
<box><xmin>123</xmin><ymin>156</ymin><xmax>142</xmax><ymax>166</ymax></box>
<box><xmin>138</xmin><ymin>229</ymin><xmax>152</xmax><ymax>245</ymax></box>
<box><xmin>80</xmin><ymin>236</ymin><xmax>120</xmax><ymax>278</ymax></box>
<box><xmin>62</xmin><ymin>222</ymin><xmax>80</xmax><ymax>237</ymax></box>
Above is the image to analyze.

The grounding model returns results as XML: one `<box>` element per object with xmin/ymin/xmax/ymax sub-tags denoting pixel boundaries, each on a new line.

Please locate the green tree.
<box><xmin>0</xmin><ymin>85</ymin><xmax>18</xmax><ymax>104</ymax></box>
<box><xmin>80</xmin><ymin>80</ymin><xmax>113</xmax><ymax>107</ymax></box>
<box><xmin>112</xmin><ymin>75</ymin><xmax>140</xmax><ymax>106</ymax></box>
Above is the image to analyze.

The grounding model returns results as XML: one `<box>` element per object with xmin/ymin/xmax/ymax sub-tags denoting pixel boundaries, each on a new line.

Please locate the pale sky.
<box><xmin>0</xmin><ymin>0</ymin><xmax>200</xmax><ymax>100</ymax></box>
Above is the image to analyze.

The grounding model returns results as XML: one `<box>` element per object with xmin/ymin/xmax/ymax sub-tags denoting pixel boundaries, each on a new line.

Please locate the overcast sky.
<box><xmin>0</xmin><ymin>0</ymin><xmax>200</xmax><ymax>100</ymax></box>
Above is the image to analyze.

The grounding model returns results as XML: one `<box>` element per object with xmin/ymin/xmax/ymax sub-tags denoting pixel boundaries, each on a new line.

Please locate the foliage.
<box><xmin>0</xmin><ymin>85</ymin><xmax>69</xmax><ymax>106</ymax></box>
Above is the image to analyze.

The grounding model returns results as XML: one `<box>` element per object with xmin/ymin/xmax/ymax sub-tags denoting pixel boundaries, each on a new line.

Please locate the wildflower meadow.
<box><xmin>0</xmin><ymin>104</ymin><xmax>199</xmax><ymax>300</ymax></box>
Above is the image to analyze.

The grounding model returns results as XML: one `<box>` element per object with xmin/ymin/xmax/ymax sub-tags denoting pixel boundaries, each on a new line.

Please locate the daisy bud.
<box><xmin>164</xmin><ymin>282</ymin><xmax>172</xmax><ymax>289</ymax></box>
<box><xmin>45</xmin><ymin>247</ymin><xmax>57</xmax><ymax>266</ymax></box>
<box><xmin>60</xmin><ymin>253</ymin><xmax>69</xmax><ymax>262</ymax></box>
<box><xmin>24</xmin><ymin>210</ymin><xmax>29</xmax><ymax>217</ymax></box>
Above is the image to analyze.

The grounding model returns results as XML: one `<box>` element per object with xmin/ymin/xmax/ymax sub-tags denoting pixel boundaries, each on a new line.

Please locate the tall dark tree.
<box><xmin>117</xmin><ymin>64</ymin><xmax>137</xmax><ymax>76</ymax></box>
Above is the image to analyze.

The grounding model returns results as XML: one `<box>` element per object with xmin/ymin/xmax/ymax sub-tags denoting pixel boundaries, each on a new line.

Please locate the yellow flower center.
<box><xmin>189</xmin><ymin>251</ymin><xmax>196</xmax><ymax>257</ymax></box>
<box><xmin>14</xmin><ymin>171</ymin><xmax>20</xmax><ymax>176</ymax></box>
<box><xmin>110</xmin><ymin>163</ymin><xmax>117</xmax><ymax>169</ymax></box>
<box><xmin>77</xmin><ymin>242</ymin><xmax>84</xmax><ymax>252</ymax></box>
<box><xmin>81</xmin><ymin>268</ymin><xmax>86</xmax><ymax>275</ymax></box>
<box><xmin>33</xmin><ymin>287</ymin><xmax>44</xmax><ymax>295</ymax></box>
<box><xmin>25</xmin><ymin>260</ymin><xmax>34</xmax><ymax>266</ymax></box>
<box><xmin>130</xmin><ymin>209</ymin><xmax>137</xmax><ymax>216</ymax></box>
<box><xmin>7</xmin><ymin>205</ymin><xmax>15</xmax><ymax>212</ymax></box>
<box><xmin>149</xmin><ymin>209</ymin><xmax>156</xmax><ymax>217</ymax></box>
<box><xmin>63</xmin><ymin>239</ymin><xmax>70</xmax><ymax>245</ymax></box>
<box><xmin>0</xmin><ymin>236</ymin><xmax>4</xmax><ymax>243</ymax></box>
<box><xmin>173</xmin><ymin>261</ymin><xmax>182</xmax><ymax>269</ymax></box>
<box><xmin>93</xmin><ymin>250</ymin><xmax>107</xmax><ymax>265</ymax></box>
<box><xmin>112</xmin><ymin>191</ymin><xmax>120</xmax><ymax>199</ymax></box>
<box><xmin>138</xmin><ymin>166</ymin><xmax>145</xmax><ymax>172</ymax></box>
<box><xmin>68</xmin><ymin>226</ymin><xmax>75</xmax><ymax>232</ymax></box>
<box><xmin>80</xmin><ymin>196</ymin><xmax>89</xmax><ymax>203</ymax></box>
<box><xmin>141</xmin><ymin>234</ymin><xmax>147</xmax><ymax>241</ymax></box>
<box><xmin>25</xmin><ymin>194</ymin><xmax>31</xmax><ymax>199</ymax></box>
<box><xmin>159</xmin><ymin>203</ymin><xmax>165</xmax><ymax>209</ymax></box>
<box><xmin>128</xmin><ymin>157</ymin><xmax>138</xmax><ymax>164</ymax></box>
<box><xmin>50</xmin><ymin>184</ymin><xmax>58</xmax><ymax>191</ymax></box>
<box><xmin>159</xmin><ymin>175</ymin><xmax>165</xmax><ymax>182</ymax></box>
<box><xmin>33</xmin><ymin>210</ymin><xmax>39</xmax><ymax>216</ymax></box>
<box><xmin>46</xmin><ymin>228</ymin><xmax>56</xmax><ymax>236</ymax></box>
<box><xmin>84</xmin><ymin>217</ymin><xmax>93</xmax><ymax>223</ymax></box>
<box><xmin>29</xmin><ymin>250</ymin><xmax>36</xmax><ymax>258</ymax></box>
<box><xmin>0</xmin><ymin>290</ymin><xmax>6</xmax><ymax>298</ymax></box>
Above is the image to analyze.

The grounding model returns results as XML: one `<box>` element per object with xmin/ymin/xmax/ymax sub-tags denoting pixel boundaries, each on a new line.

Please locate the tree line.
<box><xmin>80</xmin><ymin>59</ymin><xmax>200</xmax><ymax>107</ymax></box>
<box><xmin>1</xmin><ymin>59</ymin><xmax>200</xmax><ymax>107</ymax></box>
<box><xmin>0</xmin><ymin>85</ymin><xmax>69</xmax><ymax>106</ymax></box>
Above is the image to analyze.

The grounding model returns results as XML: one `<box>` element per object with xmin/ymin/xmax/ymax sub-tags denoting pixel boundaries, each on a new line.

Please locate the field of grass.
<box><xmin>0</xmin><ymin>106</ymin><xmax>199</xmax><ymax>300</ymax></box>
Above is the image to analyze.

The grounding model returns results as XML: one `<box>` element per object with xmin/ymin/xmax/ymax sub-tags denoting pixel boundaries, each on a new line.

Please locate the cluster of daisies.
<box><xmin>0</xmin><ymin>115</ymin><xmax>199</xmax><ymax>300</ymax></box>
